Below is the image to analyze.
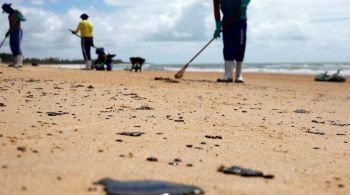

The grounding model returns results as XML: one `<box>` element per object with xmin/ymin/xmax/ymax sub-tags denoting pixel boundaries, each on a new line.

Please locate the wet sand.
<box><xmin>0</xmin><ymin>64</ymin><xmax>349</xmax><ymax>195</ymax></box>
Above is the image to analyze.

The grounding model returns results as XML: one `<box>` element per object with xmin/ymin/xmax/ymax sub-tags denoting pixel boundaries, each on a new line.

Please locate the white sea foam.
<box><xmin>41</xmin><ymin>63</ymin><xmax>350</xmax><ymax>76</ymax></box>
<box><xmin>150</xmin><ymin>63</ymin><xmax>350</xmax><ymax>76</ymax></box>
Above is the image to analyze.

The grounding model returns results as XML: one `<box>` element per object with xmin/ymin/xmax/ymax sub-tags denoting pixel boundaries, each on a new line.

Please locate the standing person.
<box><xmin>2</xmin><ymin>3</ymin><xmax>26</xmax><ymax>68</ymax></box>
<box><xmin>213</xmin><ymin>0</ymin><xmax>251</xmax><ymax>83</ymax></box>
<box><xmin>72</xmin><ymin>13</ymin><xmax>94</xmax><ymax>70</ymax></box>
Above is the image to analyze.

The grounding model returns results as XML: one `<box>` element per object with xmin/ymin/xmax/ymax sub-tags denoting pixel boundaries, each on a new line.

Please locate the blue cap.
<box><xmin>2</xmin><ymin>3</ymin><xmax>12</xmax><ymax>13</ymax></box>
<box><xmin>96</xmin><ymin>48</ymin><xmax>105</xmax><ymax>55</ymax></box>
<box><xmin>80</xmin><ymin>13</ymin><xmax>89</xmax><ymax>19</ymax></box>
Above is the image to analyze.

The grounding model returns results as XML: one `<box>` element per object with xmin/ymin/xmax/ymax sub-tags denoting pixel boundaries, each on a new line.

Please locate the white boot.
<box><xmin>14</xmin><ymin>55</ymin><xmax>23</xmax><ymax>68</ymax></box>
<box><xmin>217</xmin><ymin>61</ymin><xmax>234</xmax><ymax>82</ymax></box>
<box><xmin>85</xmin><ymin>60</ymin><xmax>92</xmax><ymax>70</ymax></box>
<box><xmin>235</xmin><ymin>61</ymin><xmax>244</xmax><ymax>83</ymax></box>
<box><xmin>8</xmin><ymin>57</ymin><xmax>16</xmax><ymax>67</ymax></box>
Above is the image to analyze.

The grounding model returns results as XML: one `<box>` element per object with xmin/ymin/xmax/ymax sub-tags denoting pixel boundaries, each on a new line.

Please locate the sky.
<box><xmin>0</xmin><ymin>0</ymin><xmax>350</xmax><ymax>64</ymax></box>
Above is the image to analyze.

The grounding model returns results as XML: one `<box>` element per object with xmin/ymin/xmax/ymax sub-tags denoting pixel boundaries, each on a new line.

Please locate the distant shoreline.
<box><xmin>14</xmin><ymin>62</ymin><xmax>350</xmax><ymax>76</ymax></box>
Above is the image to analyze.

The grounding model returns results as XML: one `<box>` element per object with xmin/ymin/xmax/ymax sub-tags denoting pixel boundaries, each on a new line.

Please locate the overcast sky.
<box><xmin>1</xmin><ymin>0</ymin><xmax>350</xmax><ymax>64</ymax></box>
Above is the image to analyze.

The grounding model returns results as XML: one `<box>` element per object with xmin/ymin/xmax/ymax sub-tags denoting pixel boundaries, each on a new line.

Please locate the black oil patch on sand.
<box><xmin>95</xmin><ymin>178</ymin><xmax>204</xmax><ymax>195</ymax></box>
<box><xmin>218</xmin><ymin>166</ymin><xmax>274</xmax><ymax>179</ymax></box>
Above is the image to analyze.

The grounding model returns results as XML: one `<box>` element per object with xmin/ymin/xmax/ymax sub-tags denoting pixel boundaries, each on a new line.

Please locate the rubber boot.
<box><xmin>85</xmin><ymin>60</ymin><xmax>92</xmax><ymax>70</ymax></box>
<box><xmin>8</xmin><ymin>57</ymin><xmax>16</xmax><ymax>67</ymax></box>
<box><xmin>14</xmin><ymin>55</ymin><xmax>23</xmax><ymax>68</ymax></box>
<box><xmin>235</xmin><ymin>61</ymin><xmax>244</xmax><ymax>83</ymax></box>
<box><xmin>217</xmin><ymin>61</ymin><xmax>233</xmax><ymax>82</ymax></box>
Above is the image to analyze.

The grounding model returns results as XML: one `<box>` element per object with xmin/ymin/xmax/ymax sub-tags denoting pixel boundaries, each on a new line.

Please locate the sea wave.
<box><xmin>40</xmin><ymin>63</ymin><xmax>350</xmax><ymax>76</ymax></box>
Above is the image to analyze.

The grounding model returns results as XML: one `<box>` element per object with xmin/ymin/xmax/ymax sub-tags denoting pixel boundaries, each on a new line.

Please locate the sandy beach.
<box><xmin>0</xmin><ymin>64</ymin><xmax>349</xmax><ymax>195</ymax></box>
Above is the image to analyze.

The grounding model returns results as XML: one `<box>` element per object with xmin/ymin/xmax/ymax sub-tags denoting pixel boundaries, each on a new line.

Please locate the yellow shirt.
<box><xmin>75</xmin><ymin>20</ymin><xmax>93</xmax><ymax>38</ymax></box>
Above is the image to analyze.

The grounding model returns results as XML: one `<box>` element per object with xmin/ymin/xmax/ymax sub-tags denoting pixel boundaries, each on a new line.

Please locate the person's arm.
<box><xmin>213</xmin><ymin>0</ymin><xmax>221</xmax><ymax>22</ymax></box>
<box><xmin>73</xmin><ymin>22</ymin><xmax>81</xmax><ymax>34</ymax></box>
<box><xmin>213</xmin><ymin>0</ymin><xmax>222</xmax><ymax>39</ymax></box>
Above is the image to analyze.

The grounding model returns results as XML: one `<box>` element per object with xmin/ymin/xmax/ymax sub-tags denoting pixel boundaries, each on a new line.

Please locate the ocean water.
<box><xmin>147</xmin><ymin>63</ymin><xmax>350</xmax><ymax>76</ymax></box>
<box><xmin>48</xmin><ymin>62</ymin><xmax>350</xmax><ymax>76</ymax></box>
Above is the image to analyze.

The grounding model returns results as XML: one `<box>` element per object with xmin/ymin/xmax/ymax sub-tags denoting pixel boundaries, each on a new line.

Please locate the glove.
<box><xmin>5</xmin><ymin>31</ymin><xmax>10</xmax><ymax>38</ymax></box>
<box><xmin>240</xmin><ymin>5</ymin><xmax>247</xmax><ymax>12</ymax></box>
<box><xmin>17</xmin><ymin>14</ymin><xmax>26</xmax><ymax>22</ymax></box>
<box><xmin>241</xmin><ymin>0</ymin><xmax>251</xmax><ymax>11</ymax></box>
<box><xmin>213</xmin><ymin>21</ymin><xmax>222</xmax><ymax>39</ymax></box>
<box><xmin>70</xmin><ymin>30</ymin><xmax>77</xmax><ymax>35</ymax></box>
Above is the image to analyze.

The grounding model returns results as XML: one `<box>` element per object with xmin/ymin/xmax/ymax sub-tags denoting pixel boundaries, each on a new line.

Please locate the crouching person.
<box><xmin>93</xmin><ymin>48</ymin><xmax>115</xmax><ymax>71</ymax></box>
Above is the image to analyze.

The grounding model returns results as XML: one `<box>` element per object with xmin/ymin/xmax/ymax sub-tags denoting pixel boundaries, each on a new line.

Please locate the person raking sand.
<box><xmin>2</xmin><ymin>3</ymin><xmax>26</xmax><ymax>68</ymax></box>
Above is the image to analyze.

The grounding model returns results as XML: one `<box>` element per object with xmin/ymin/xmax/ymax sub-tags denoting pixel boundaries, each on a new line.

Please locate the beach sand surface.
<box><xmin>0</xmin><ymin>64</ymin><xmax>349</xmax><ymax>195</ymax></box>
